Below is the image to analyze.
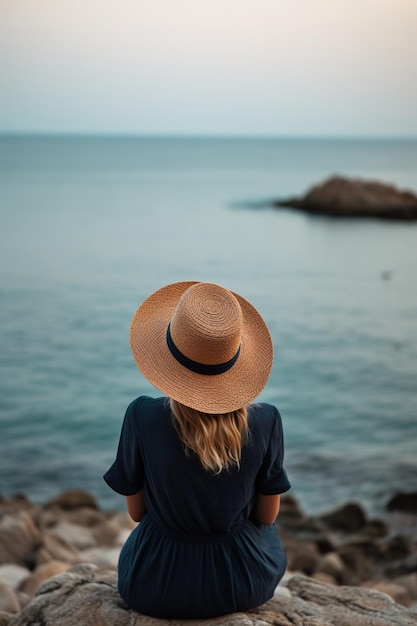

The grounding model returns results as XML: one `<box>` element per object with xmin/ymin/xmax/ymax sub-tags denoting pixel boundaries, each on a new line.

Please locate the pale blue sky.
<box><xmin>1</xmin><ymin>0</ymin><xmax>416</xmax><ymax>136</ymax></box>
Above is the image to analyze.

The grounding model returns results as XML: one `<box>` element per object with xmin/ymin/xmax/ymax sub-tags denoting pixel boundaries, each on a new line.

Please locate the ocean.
<box><xmin>1</xmin><ymin>135</ymin><xmax>416</xmax><ymax>516</ymax></box>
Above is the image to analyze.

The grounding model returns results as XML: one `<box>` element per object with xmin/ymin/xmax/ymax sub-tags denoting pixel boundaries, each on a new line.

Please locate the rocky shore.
<box><xmin>0</xmin><ymin>490</ymin><xmax>416</xmax><ymax>625</ymax></box>
<box><xmin>273</xmin><ymin>176</ymin><xmax>417</xmax><ymax>220</ymax></box>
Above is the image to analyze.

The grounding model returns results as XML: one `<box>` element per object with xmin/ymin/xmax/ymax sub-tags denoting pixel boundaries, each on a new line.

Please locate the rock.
<box><xmin>336</xmin><ymin>544</ymin><xmax>374</xmax><ymax>585</ymax></box>
<box><xmin>91</xmin><ymin>519</ymin><xmax>122</xmax><ymax>546</ymax></box>
<box><xmin>14</xmin><ymin>594</ymin><xmax>30</xmax><ymax>613</ymax></box>
<box><xmin>77</xmin><ymin>546</ymin><xmax>120</xmax><ymax>570</ymax></box>
<box><xmin>385</xmin><ymin>553</ymin><xmax>417</xmax><ymax>577</ymax></box>
<box><xmin>0</xmin><ymin>513</ymin><xmax>41</xmax><ymax>568</ymax></box>
<box><xmin>312</xmin><ymin>571</ymin><xmax>338</xmax><ymax>585</ymax></box>
<box><xmin>8</xmin><ymin>565</ymin><xmax>417</xmax><ymax>626</ymax></box>
<box><xmin>36</xmin><ymin>528</ymin><xmax>81</xmax><ymax>566</ymax></box>
<box><xmin>0</xmin><ymin>612</ymin><xmax>14</xmax><ymax>626</ymax></box>
<box><xmin>19</xmin><ymin>561</ymin><xmax>70</xmax><ymax>597</ymax></box>
<box><xmin>0</xmin><ymin>496</ymin><xmax>38</xmax><ymax>517</ymax></box>
<box><xmin>274</xmin><ymin>176</ymin><xmax>417</xmax><ymax>220</ymax></box>
<box><xmin>386</xmin><ymin>492</ymin><xmax>417</xmax><ymax>513</ymax></box>
<box><xmin>0</xmin><ymin>583</ymin><xmax>20</xmax><ymax>615</ymax></box>
<box><xmin>338</xmin><ymin>534</ymin><xmax>382</xmax><ymax>560</ymax></box>
<box><xmin>286</xmin><ymin>539</ymin><xmax>321</xmax><ymax>575</ymax></box>
<box><xmin>364</xmin><ymin>519</ymin><xmax>389</xmax><ymax>537</ymax></box>
<box><xmin>47</xmin><ymin>521</ymin><xmax>96</xmax><ymax>551</ymax></box>
<box><xmin>363</xmin><ymin>580</ymin><xmax>412</xmax><ymax>608</ymax></box>
<box><xmin>316</xmin><ymin>552</ymin><xmax>346</xmax><ymax>583</ymax></box>
<box><xmin>279</xmin><ymin>493</ymin><xmax>306</xmax><ymax>521</ymax></box>
<box><xmin>44</xmin><ymin>490</ymin><xmax>99</xmax><ymax>511</ymax></box>
<box><xmin>41</xmin><ymin>506</ymin><xmax>105</xmax><ymax>529</ymax></box>
<box><xmin>319</xmin><ymin>502</ymin><xmax>367</xmax><ymax>532</ymax></box>
<box><xmin>1</xmin><ymin>489</ymin><xmax>416</xmax><ymax>619</ymax></box>
<box><xmin>282</xmin><ymin>574</ymin><xmax>417</xmax><ymax>625</ymax></box>
<box><xmin>0</xmin><ymin>567</ymin><xmax>29</xmax><ymax>591</ymax></box>
<box><xmin>394</xmin><ymin>573</ymin><xmax>417</xmax><ymax>603</ymax></box>
<box><xmin>380</xmin><ymin>534</ymin><xmax>412</xmax><ymax>561</ymax></box>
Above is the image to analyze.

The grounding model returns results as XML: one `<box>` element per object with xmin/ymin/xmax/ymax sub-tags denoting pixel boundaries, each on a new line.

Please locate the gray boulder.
<box><xmin>3</xmin><ymin>563</ymin><xmax>416</xmax><ymax>626</ymax></box>
<box><xmin>274</xmin><ymin>176</ymin><xmax>417</xmax><ymax>220</ymax></box>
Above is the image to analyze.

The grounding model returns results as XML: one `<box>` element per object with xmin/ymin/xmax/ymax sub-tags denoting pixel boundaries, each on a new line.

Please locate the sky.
<box><xmin>1</xmin><ymin>0</ymin><xmax>417</xmax><ymax>137</ymax></box>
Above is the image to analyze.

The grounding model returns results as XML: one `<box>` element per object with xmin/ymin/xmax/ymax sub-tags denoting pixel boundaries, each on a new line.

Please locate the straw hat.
<box><xmin>129</xmin><ymin>281</ymin><xmax>273</xmax><ymax>414</ymax></box>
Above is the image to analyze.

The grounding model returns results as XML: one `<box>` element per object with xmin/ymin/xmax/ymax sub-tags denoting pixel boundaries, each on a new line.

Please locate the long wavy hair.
<box><xmin>170</xmin><ymin>399</ymin><xmax>248</xmax><ymax>474</ymax></box>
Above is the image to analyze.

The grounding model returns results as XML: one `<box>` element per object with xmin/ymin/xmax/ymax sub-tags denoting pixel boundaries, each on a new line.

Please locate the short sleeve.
<box><xmin>103</xmin><ymin>400</ymin><xmax>145</xmax><ymax>496</ymax></box>
<box><xmin>256</xmin><ymin>406</ymin><xmax>291</xmax><ymax>495</ymax></box>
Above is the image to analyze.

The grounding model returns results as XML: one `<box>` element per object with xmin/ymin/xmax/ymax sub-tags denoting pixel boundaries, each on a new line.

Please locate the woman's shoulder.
<box><xmin>128</xmin><ymin>395</ymin><xmax>168</xmax><ymax>411</ymax></box>
<box><xmin>248</xmin><ymin>401</ymin><xmax>281</xmax><ymax>421</ymax></box>
<box><xmin>125</xmin><ymin>395</ymin><xmax>170</xmax><ymax>426</ymax></box>
<box><xmin>247</xmin><ymin>402</ymin><xmax>283</xmax><ymax>435</ymax></box>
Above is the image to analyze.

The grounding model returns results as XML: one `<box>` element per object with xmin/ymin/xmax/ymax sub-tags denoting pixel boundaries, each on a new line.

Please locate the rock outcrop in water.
<box><xmin>0</xmin><ymin>490</ymin><xmax>416</xmax><ymax>624</ymax></box>
<box><xmin>274</xmin><ymin>176</ymin><xmax>417</xmax><ymax>220</ymax></box>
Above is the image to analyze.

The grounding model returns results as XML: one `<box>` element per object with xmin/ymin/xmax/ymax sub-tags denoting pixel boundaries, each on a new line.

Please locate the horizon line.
<box><xmin>1</xmin><ymin>131</ymin><xmax>417</xmax><ymax>142</ymax></box>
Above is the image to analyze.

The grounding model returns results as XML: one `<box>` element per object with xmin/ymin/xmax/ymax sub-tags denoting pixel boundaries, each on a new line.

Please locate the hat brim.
<box><xmin>129</xmin><ymin>281</ymin><xmax>273</xmax><ymax>413</ymax></box>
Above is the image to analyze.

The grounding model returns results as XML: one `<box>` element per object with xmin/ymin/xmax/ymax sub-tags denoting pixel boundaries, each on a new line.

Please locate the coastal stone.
<box><xmin>109</xmin><ymin>511</ymin><xmax>137</xmax><ymax>530</ymax></box>
<box><xmin>279</xmin><ymin>493</ymin><xmax>306</xmax><ymax>521</ymax></box>
<box><xmin>48</xmin><ymin>521</ymin><xmax>96</xmax><ymax>551</ymax></box>
<box><xmin>338</xmin><ymin>534</ymin><xmax>382</xmax><ymax>559</ymax></box>
<box><xmin>91</xmin><ymin>519</ymin><xmax>122</xmax><ymax>546</ymax></box>
<box><xmin>363</xmin><ymin>580</ymin><xmax>412</xmax><ymax>607</ymax></box>
<box><xmin>0</xmin><ymin>583</ymin><xmax>20</xmax><ymax>614</ymax></box>
<box><xmin>336</xmin><ymin>545</ymin><xmax>374</xmax><ymax>585</ymax></box>
<box><xmin>77</xmin><ymin>546</ymin><xmax>120</xmax><ymax>570</ymax></box>
<box><xmin>41</xmin><ymin>506</ymin><xmax>105</xmax><ymax>529</ymax></box>
<box><xmin>0</xmin><ymin>496</ymin><xmax>38</xmax><ymax>517</ymax></box>
<box><xmin>0</xmin><ymin>567</ymin><xmax>29</xmax><ymax>592</ymax></box>
<box><xmin>315</xmin><ymin>552</ymin><xmax>346</xmax><ymax>582</ymax></box>
<box><xmin>283</xmin><ymin>574</ymin><xmax>417</xmax><ymax>624</ymax></box>
<box><xmin>14</xmin><ymin>594</ymin><xmax>30</xmax><ymax>612</ymax></box>
<box><xmin>312</xmin><ymin>571</ymin><xmax>337</xmax><ymax>585</ymax></box>
<box><xmin>319</xmin><ymin>502</ymin><xmax>367</xmax><ymax>532</ymax></box>
<box><xmin>1</xmin><ymin>489</ymin><xmax>416</xmax><ymax>619</ymax></box>
<box><xmin>115</xmin><ymin>528</ymin><xmax>133</xmax><ymax>546</ymax></box>
<box><xmin>286</xmin><ymin>539</ymin><xmax>321</xmax><ymax>575</ymax></box>
<box><xmin>273</xmin><ymin>176</ymin><xmax>417</xmax><ymax>220</ymax></box>
<box><xmin>364</xmin><ymin>519</ymin><xmax>389</xmax><ymax>537</ymax></box>
<box><xmin>0</xmin><ymin>612</ymin><xmax>14</xmax><ymax>626</ymax></box>
<box><xmin>19</xmin><ymin>561</ymin><xmax>70</xmax><ymax>597</ymax></box>
<box><xmin>37</xmin><ymin>529</ymin><xmax>81</xmax><ymax>565</ymax></box>
<box><xmin>386</xmin><ymin>492</ymin><xmax>417</xmax><ymax>513</ymax></box>
<box><xmin>312</xmin><ymin>533</ymin><xmax>335</xmax><ymax>554</ymax></box>
<box><xmin>44</xmin><ymin>489</ymin><xmax>98</xmax><ymax>511</ymax></box>
<box><xmin>385</xmin><ymin>553</ymin><xmax>417</xmax><ymax>577</ymax></box>
<box><xmin>0</xmin><ymin>513</ymin><xmax>41</xmax><ymax>568</ymax></box>
<box><xmin>8</xmin><ymin>565</ymin><xmax>417</xmax><ymax>626</ymax></box>
<box><xmin>380</xmin><ymin>534</ymin><xmax>412</xmax><ymax>561</ymax></box>
<box><xmin>394</xmin><ymin>573</ymin><xmax>417</xmax><ymax>603</ymax></box>
<box><xmin>279</xmin><ymin>494</ymin><xmax>325</xmax><ymax>536</ymax></box>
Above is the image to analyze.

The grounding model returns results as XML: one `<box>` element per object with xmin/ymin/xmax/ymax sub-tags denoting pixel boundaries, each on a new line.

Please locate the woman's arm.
<box><xmin>254</xmin><ymin>493</ymin><xmax>281</xmax><ymax>525</ymax></box>
<box><xmin>126</xmin><ymin>491</ymin><xmax>146</xmax><ymax>523</ymax></box>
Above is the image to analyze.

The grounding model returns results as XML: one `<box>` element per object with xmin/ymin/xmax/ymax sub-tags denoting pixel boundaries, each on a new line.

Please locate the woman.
<box><xmin>104</xmin><ymin>281</ymin><xmax>290</xmax><ymax>619</ymax></box>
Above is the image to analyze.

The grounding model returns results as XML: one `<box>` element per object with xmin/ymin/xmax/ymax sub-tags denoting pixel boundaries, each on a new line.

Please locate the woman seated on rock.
<box><xmin>104</xmin><ymin>281</ymin><xmax>291</xmax><ymax>619</ymax></box>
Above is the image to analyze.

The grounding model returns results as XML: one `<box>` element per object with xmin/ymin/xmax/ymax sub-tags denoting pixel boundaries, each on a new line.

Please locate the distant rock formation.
<box><xmin>274</xmin><ymin>176</ymin><xmax>417</xmax><ymax>220</ymax></box>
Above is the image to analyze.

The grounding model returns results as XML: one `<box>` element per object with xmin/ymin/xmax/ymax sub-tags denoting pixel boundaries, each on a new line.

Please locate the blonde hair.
<box><xmin>170</xmin><ymin>399</ymin><xmax>248</xmax><ymax>474</ymax></box>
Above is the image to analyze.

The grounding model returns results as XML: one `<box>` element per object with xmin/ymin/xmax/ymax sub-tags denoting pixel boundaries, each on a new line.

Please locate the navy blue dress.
<box><xmin>104</xmin><ymin>396</ymin><xmax>290</xmax><ymax>619</ymax></box>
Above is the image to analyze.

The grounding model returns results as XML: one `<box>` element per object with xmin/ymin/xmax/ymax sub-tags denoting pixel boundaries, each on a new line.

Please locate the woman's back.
<box><xmin>104</xmin><ymin>395</ymin><xmax>290</xmax><ymax>618</ymax></box>
<box><xmin>107</xmin><ymin>396</ymin><xmax>289</xmax><ymax>536</ymax></box>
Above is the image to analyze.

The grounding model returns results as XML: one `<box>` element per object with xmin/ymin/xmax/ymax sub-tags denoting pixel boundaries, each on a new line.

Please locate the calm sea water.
<box><xmin>1</xmin><ymin>136</ymin><xmax>416</xmax><ymax>516</ymax></box>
